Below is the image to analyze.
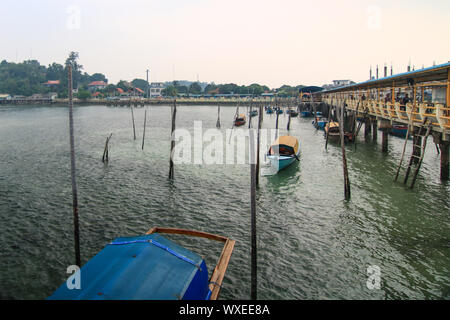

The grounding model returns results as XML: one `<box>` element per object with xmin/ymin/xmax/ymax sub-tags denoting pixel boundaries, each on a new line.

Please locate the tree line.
<box><xmin>0</xmin><ymin>52</ymin><xmax>323</xmax><ymax>99</ymax></box>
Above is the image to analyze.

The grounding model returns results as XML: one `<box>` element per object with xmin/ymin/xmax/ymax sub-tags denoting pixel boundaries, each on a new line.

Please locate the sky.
<box><xmin>0</xmin><ymin>0</ymin><xmax>449</xmax><ymax>88</ymax></box>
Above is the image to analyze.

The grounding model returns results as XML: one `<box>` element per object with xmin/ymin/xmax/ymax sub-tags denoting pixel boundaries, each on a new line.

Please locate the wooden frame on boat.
<box><xmin>146</xmin><ymin>227</ymin><xmax>236</xmax><ymax>300</ymax></box>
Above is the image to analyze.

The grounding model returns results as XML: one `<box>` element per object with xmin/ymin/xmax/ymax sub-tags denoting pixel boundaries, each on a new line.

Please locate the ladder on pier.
<box><xmin>394</xmin><ymin>118</ymin><xmax>432</xmax><ymax>188</ymax></box>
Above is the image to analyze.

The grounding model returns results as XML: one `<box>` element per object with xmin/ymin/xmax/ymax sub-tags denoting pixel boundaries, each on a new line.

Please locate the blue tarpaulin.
<box><xmin>48</xmin><ymin>233</ymin><xmax>210</xmax><ymax>300</ymax></box>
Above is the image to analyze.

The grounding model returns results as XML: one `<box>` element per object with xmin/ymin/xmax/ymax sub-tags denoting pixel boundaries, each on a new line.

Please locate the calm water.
<box><xmin>0</xmin><ymin>104</ymin><xmax>448</xmax><ymax>300</ymax></box>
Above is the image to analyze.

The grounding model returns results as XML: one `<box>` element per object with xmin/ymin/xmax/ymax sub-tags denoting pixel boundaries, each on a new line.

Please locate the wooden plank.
<box><xmin>208</xmin><ymin>238</ymin><xmax>236</xmax><ymax>300</ymax></box>
<box><xmin>146</xmin><ymin>227</ymin><xmax>229</xmax><ymax>243</ymax></box>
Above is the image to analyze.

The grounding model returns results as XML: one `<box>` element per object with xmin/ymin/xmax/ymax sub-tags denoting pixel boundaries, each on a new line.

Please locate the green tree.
<box><xmin>162</xmin><ymin>85</ymin><xmax>177</xmax><ymax>97</ymax></box>
<box><xmin>189</xmin><ymin>82</ymin><xmax>202</xmax><ymax>94</ymax></box>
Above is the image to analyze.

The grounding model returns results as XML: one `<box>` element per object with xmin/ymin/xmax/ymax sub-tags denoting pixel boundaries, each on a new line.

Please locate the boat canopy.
<box><xmin>269</xmin><ymin>135</ymin><xmax>299</xmax><ymax>156</ymax></box>
<box><xmin>47</xmin><ymin>233</ymin><xmax>210</xmax><ymax>300</ymax></box>
<box><xmin>236</xmin><ymin>113</ymin><xmax>246</xmax><ymax>120</ymax></box>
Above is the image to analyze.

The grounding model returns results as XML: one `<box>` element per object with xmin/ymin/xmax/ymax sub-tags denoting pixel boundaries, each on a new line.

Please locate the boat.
<box><xmin>286</xmin><ymin>109</ymin><xmax>298</xmax><ymax>117</ymax></box>
<box><xmin>391</xmin><ymin>124</ymin><xmax>408</xmax><ymax>138</ymax></box>
<box><xmin>267</xmin><ymin>135</ymin><xmax>300</xmax><ymax>172</ymax></box>
<box><xmin>324</xmin><ymin>122</ymin><xmax>354</xmax><ymax>142</ymax></box>
<box><xmin>249</xmin><ymin>110</ymin><xmax>258</xmax><ymax>117</ymax></box>
<box><xmin>313</xmin><ymin>117</ymin><xmax>327</xmax><ymax>130</ymax></box>
<box><xmin>234</xmin><ymin>113</ymin><xmax>246</xmax><ymax>126</ymax></box>
<box><xmin>266</xmin><ymin>107</ymin><xmax>274</xmax><ymax>114</ymax></box>
<box><xmin>275</xmin><ymin>108</ymin><xmax>283</xmax><ymax>114</ymax></box>
<box><xmin>300</xmin><ymin>110</ymin><xmax>312</xmax><ymax>117</ymax></box>
<box><xmin>47</xmin><ymin>227</ymin><xmax>235</xmax><ymax>300</ymax></box>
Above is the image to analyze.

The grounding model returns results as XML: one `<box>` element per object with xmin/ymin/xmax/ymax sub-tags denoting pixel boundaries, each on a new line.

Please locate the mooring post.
<box><xmin>102</xmin><ymin>133</ymin><xmax>113</xmax><ymax>163</ymax></box>
<box><xmin>338</xmin><ymin>101</ymin><xmax>351</xmax><ymax>200</ymax></box>
<box><xmin>381</xmin><ymin>130</ymin><xmax>389</xmax><ymax>152</ymax></box>
<box><xmin>256</xmin><ymin>104</ymin><xmax>263</xmax><ymax>186</ymax></box>
<box><xmin>131</xmin><ymin>105</ymin><xmax>136</xmax><ymax>140</ymax></box>
<box><xmin>249</xmin><ymin>126</ymin><xmax>257</xmax><ymax>300</ymax></box>
<box><xmin>169</xmin><ymin>99</ymin><xmax>177</xmax><ymax>179</ymax></box>
<box><xmin>216</xmin><ymin>105</ymin><xmax>221</xmax><ymax>128</ymax></box>
<box><xmin>67</xmin><ymin>64</ymin><xmax>81</xmax><ymax>267</ymax></box>
<box><xmin>142</xmin><ymin>109</ymin><xmax>147</xmax><ymax>150</ymax></box>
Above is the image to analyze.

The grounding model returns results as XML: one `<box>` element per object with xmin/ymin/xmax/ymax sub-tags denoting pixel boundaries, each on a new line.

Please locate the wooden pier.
<box><xmin>314</xmin><ymin>62</ymin><xmax>450</xmax><ymax>181</ymax></box>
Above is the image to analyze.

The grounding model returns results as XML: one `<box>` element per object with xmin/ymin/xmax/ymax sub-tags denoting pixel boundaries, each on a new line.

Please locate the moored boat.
<box><xmin>249</xmin><ymin>110</ymin><xmax>258</xmax><ymax>117</ymax></box>
<box><xmin>313</xmin><ymin>117</ymin><xmax>328</xmax><ymax>130</ymax></box>
<box><xmin>300</xmin><ymin>110</ymin><xmax>312</xmax><ymax>117</ymax></box>
<box><xmin>391</xmin><ymin>124</ymin><xmax>408</xmax><ymax>138</ymax></box>
<box><xmin>266</xmin><ymin>107</ymin><xmax>274</xmax><ymax>114</ymax></box>
<box><xmin>324</xmin><ymin>122</ymin><xmax>355</xmax><ymax>143</ymax></box>
<box><xmin>267</xmin><ymin>135</ymin><xmax>300</xmax><ymax>172</ymax></box>
<box><xmin>287</xmin><ymin>109</ymin><xmax>298</xmax><ymax>117</ymax></box>
<box><xmin>234</xmin><ymin>113</ymin><xmax>246</xmax><ymax>126</ymax></box>
<box><xmin>48</xmin><ymin>227</ymin><xmax>235</xmax><ymax>300</ymax></box>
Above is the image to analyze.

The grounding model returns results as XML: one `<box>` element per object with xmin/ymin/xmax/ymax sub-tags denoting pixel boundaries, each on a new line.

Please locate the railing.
<box><xmin>323</xmin><ymin>97</ymin><xmax>449</xmax><ymax>132</ymax></box>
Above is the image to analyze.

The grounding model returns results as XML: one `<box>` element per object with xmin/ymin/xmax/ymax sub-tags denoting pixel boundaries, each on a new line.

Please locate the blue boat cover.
<box><xmin>48</xmin><ymin>234</ymin><xmax>210</xmax><ymax>300</ymax></box>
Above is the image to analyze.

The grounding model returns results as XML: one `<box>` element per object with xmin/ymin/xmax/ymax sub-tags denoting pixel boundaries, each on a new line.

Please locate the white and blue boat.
<box><xmin>267</xmin><ymin>135</ymin><xmax>300</xmax><ymax>172</ymax></box>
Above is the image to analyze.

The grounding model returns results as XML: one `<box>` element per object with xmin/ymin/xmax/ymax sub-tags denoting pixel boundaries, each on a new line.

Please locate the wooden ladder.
<box><xmin>395</xmin><ymin>118</ymin><xmax>431</xmax><ymax>188</ymax></box>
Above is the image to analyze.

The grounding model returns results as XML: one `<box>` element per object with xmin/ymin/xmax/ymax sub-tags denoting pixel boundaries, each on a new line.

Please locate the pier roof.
<box><xmin>318</xmin><ymin>62</ymin><xmax>450</xmax><ymax>93</ymax></box>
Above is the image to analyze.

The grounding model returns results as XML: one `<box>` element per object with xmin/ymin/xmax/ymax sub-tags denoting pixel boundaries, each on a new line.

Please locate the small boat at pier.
<box><xmin>267</xmin><ymin>135</ymin><xmax>300</xmax><ymax>172</ymax></box>
<box><xmin>313</xmin><ymin>117</ymin><xmax>328</xmax><ymax>130</ymax></box>
<box><xmin>391</xmin><ymin>124</ymin><xmax>408</xmax><ymax>138</ymax></box>
<box><xmin>325</xmin><ymin>122</ymin><xmax>355</xmax><ymax>143</ymax></box>
<box><xmin>234</xmin><ymin>113</ymin><xmax>246</xmax><ymax>126</ymax></box>
<box><xmin>249</xmin><ymin>110</ymin><xmax>258</xmax><ymax>117</ymax></box>
<box><xmin>275</xmin><ymin>108</ymin><xmax>283</xmax><ymax>114</ymax></box>
<box><xmin>48</xmin><ymin>227</ymin><xmax>235</xmax><ymax>300</ymax></box>
<box><xmin>300</xmin><ymin>110</ymin><xmax>312</xmax><ymax>117</ymax></box>
<box><xmin>266</xmin><ymin>107</ymin><xmax>274</xmax><ymax>114</ymax></box>
<box><xmin>286</xmin><ymin>109</ymin><xmax>298</xmax><ymax>117</ymax></box>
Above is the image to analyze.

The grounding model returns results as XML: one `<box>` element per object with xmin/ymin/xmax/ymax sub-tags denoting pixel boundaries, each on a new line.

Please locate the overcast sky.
<box><xmin>1</xmin><ymin>0</ymin><xmax>449</xmax><ymax>88</ymax></box>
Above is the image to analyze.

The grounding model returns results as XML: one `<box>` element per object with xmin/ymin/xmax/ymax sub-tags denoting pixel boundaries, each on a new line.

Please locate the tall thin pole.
<box><xmin>142</xmin><ymin>109</ymin><xmax>147</xmax><ymax>150</ymax></box>
<box><xmin>169</xmin><ymin>99</ymin><xmax>177</xmax><ymax>179</ymax></box>
<box><xmin>249</xmin><ymin>127</ymin><xmax>257</xmax><ymax>300</ymax></box>
<box><xmin>68</xmin><ymin>65</ymin><xmax>81</xmax><ymax>267</ymax></box>
<box><xmin>131</xmin><ymin>106</ymin><xmax>136</xmax><ymax>140</ymax></box>
<box><xmin>256</xmin><ymin>103</ymin><xmax>263</xmax><ymax>186</ymax></box>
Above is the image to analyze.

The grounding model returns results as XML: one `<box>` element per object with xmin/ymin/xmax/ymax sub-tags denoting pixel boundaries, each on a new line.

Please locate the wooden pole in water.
<box><xmin>256</xmin><ymin>103</ymin><xmax>263</xmax><ymax>186</ymax></box>
<box><xmin>131</xmin><ymin>105</ymin><xmax>136</xmax><ymax>140</ymax></box>
<box><xmin>216</xmin><ymin>105</ymin><xmax>221</xmax><ymax>128</ymax></box>
<box><xmin>102</xmin><ymin>133</ymin><xmax>113</xmax><ymax>163</ymax></box>
<box><xmin>67</xmin><ymin>65</ymin><xmax>81</xmax><ymax>267</ymax></box>
<box><xmin>325</xmin><ymin>103</ymin><xmax>333</xmax><ymax>150</ymax></box>
<box><xmin>338</xmin><ymin>100</ymin><xmax>351</xmax><ymax>200</ymax></box>
<box><xmin>169</xmin><ymin>99</ymin><xmax>177</xmax><ymax>179</ymax></box>
<box><xmin>249</xmin><ymin>126</ymin><xmax>257</xmax><ymax>300</ymax></box>
<box><xmin>142</xmin><ymin>109</ymin><xmax>147</xmax><ymax>150</ymax></box>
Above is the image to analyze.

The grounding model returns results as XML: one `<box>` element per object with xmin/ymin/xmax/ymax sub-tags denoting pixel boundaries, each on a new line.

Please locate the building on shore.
<box><xmin>0</xmin><ymin>94</ymin><xmax>11</xmax><ymax>101</ymax></box>
<box><xmin>87</xmin><ymin>81</ymin><xmax>108</xmax><ymax>92</ymax></box>
<box><xmin>149</xmin><ymin>82</ymin><xmax>165</xmax><ymax>98</ymax></box>
<box><xmin>322</xmin><ymin>80</ymin><xmax>355</xmax><ymax>90</ymax></box>
<box><xmin>43</xmin><ymin>80</ymin><xmax>60</xmax><ymax>90</ymax></box>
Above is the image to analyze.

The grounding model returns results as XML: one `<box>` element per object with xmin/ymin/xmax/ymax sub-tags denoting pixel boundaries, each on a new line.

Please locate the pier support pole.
<box><xmin>372</xmin><ymin>118</ymin><xmax>378</xmax><ymax>141</ymax></box>
<box><xmin>440</xmin><ymin>141</ymin><xmax>449</xmax><ymax>180</ymax></box>
<box><xmin>364</xmin><ymin>117</ymin><xmax>372</xmax><ymax>141</ymax></box>
<box><xmin>382</xmin><ymin>130</ymin><xmax>388</xmax><ymax>152</ymax></box>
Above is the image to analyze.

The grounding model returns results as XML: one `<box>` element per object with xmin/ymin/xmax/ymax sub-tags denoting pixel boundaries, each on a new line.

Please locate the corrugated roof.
<box><xmin>320</xmin><ymin>62</ymin><xmax>450</xmax><ymax>93</ymax></box>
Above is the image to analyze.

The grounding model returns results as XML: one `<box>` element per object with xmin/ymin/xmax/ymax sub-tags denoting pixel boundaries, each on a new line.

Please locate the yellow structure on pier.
<box><xmin>315</xmin><ymin>62</ymin><xmax>450</xmax><ymax>137</ymax></box>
